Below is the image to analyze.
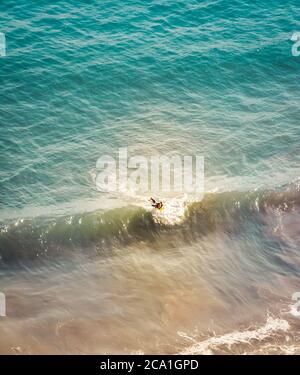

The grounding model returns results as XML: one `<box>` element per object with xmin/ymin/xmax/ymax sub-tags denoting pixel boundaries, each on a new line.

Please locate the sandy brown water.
<box><xmin>1</xmin><ymin>211</ymin><xmax>300</xmax><ymax>355</ymax></box>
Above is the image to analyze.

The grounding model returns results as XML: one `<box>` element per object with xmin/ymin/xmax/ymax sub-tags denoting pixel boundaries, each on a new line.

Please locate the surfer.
<box><xmin>150</xmin><ymin>197</ymin><xmax>163</xmax><ymax>210</ymax></box>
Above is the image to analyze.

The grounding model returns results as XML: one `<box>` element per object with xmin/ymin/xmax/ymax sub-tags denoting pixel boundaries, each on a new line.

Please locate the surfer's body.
<box><xmin>150</xmin><ymin>197</ymin><xmax>163</xmax><ymax>210</ymax></box>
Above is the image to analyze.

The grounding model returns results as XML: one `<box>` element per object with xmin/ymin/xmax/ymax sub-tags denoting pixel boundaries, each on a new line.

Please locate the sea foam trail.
<box><xmin>178</xmin><ymin>317</ymin><xmax>290</xmax><ymax>355</ymax></box>
<box><xmin>145</xmin><ymin>196</ymin><xmax>190</xmax><ymax>225</ymax></box>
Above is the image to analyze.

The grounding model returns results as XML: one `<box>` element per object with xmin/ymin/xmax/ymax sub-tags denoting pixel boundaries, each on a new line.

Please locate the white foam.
<box><xmin>152</xmin><ymin>197</ymin><xmax>187</xmax><ymax>225</ymax></box>
<box><xmin>178</xmin><ymin>317</ymin><xmax>290</xmax><ymax>355</ymax></box>
<box><xmin>141</xmin><ymin>195</ymin><xmax>199</xmax><ymax>225</ymax></box>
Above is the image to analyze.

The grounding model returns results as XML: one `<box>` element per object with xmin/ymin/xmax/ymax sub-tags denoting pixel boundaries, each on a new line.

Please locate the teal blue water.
<box><xmin>1</xmin><ymin>0</ymin><xmax>300</xmax><ymax>216</ymax></box>
<box><xmin>0</xmin><ymin>0</ymin><xmax>300</xmax><ymax>354</ymax></box>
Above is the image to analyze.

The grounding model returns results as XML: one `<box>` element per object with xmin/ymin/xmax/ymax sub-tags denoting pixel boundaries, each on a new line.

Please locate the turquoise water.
<box><xmin>0</xmin><ymin>0</ymin><xmax>300</xmax><ymax>354</ymax></box>
<box><xmin>1</xmin><ymin>0</ymin><xmax>300</xmax><ymax>215</ymax></box>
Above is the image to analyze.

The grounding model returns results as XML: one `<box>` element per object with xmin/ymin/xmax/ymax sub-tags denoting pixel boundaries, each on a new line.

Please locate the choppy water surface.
<box><xmin>0</xmin><ymin>0</ymin><xmax>300</xmax><ymax>354</ymax></box>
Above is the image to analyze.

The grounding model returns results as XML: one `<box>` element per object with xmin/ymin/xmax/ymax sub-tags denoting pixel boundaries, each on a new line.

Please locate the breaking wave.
<box><xmin>0</xmin><ymin>191</ymin><xmax>300</xmax><ymax>263</ymax></box>
<box><xmin>1</xmin><ymin>188</ymin><xmax>300</xmax><ymax>265</ymax></box>
<box><xmin>178</xmin><ymin>316</ymin><xmax>291</xmax><ymax>355</ymax></box>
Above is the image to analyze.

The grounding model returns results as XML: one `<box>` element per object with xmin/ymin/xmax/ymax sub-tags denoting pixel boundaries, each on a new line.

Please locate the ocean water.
<box><xmin>0</xmin><ymin>0</ymin><xmax>300</xmax><ymax>354</ymax></box>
